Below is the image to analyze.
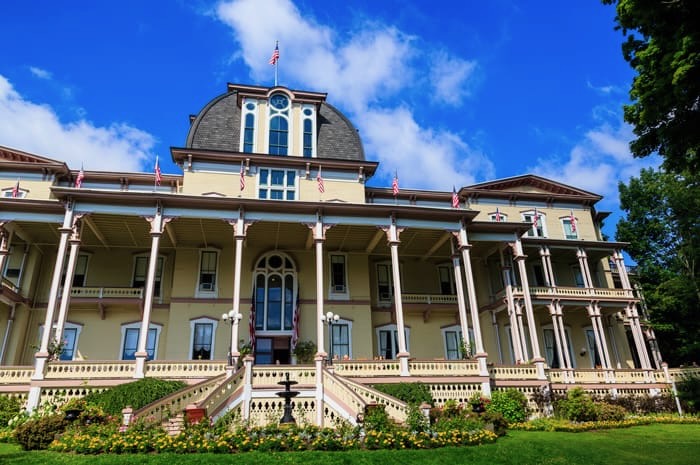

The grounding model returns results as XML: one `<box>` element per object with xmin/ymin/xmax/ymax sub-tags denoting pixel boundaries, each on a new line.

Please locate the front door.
<box><xmin>255</xmin><ymin>337</ymin><xmax>291</xmax><ymax>364</ymax></box>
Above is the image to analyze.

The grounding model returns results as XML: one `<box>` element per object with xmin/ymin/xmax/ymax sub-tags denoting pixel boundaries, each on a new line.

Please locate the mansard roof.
<box><xmin>185</xmin><ymin>84</ymin><xmax>365</xmax><ymax>161</ymax></box>
<box><xmin>461</xmin><ymin>174</ymin><xmax>602</xmax><ymax>205</ymax></box>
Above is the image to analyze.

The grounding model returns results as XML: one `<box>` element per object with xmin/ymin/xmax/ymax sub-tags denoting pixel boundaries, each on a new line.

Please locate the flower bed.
<box><xmin>510</xmin><ymin>414</ymin><xmax>700</xmax><ymax>432</ymax></box>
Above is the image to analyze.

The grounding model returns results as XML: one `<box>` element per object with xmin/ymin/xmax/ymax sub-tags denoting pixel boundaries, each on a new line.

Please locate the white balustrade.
<box><xmin>332</xmin><ymin>360</ymin><xmax>401</xmax><ymax>377</ymax></box>
<box><xmin>250</xmin><ymin>366</ymin><xmax>316</xmax><ymax>387</ymax></box>
<box><xmin>145</xmin><ymin>360</ymin><xmax>227</xmax><ymax>378</ymax></box>
<box><xmin>0</xmin><ymin>366</ymin><xmax>34</xmax><ymax>384</ymax></box>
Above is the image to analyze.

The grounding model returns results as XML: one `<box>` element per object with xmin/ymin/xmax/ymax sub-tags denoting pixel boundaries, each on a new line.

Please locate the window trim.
<box><xmin>330</xmin><ymin>318</ymin><xmax>353</xmax><ymax>360</ymax></box>
<box><xmin>119</xmin><ymin>322</ymin><xmax>162</xmax><ymax>360</ymax></box>
<box><xmin>541</xmin><ymin>324</ymin><xmax>575</xmax><ymax>369</ymax></box>
<box><xmin>266</xmin><ymin>92</ymin><xmax>292</xmax><ymax>156</ymax></box>
<box><xmin>257</xmin><ymin>167</ymin><xmax>297</xmax><ymax>201</ymax></box>
<box><xmin>375</xmin><ymin>261</ymin><xmax>402</xmax><ymax>306</ymax></box>
<box><xmin>560</xmin><ymin>216</ymin><xmax>579</xmax><ymax>240</ymax></box>
<box><xmin>189</xmin><ymin>316</ymin><xmax>219</xmax><ymax>361</ymax></box>
<box><xmin>437</xmin><ymin>263</ymin><xmax>456</xmax><ymax>295</ymax></box>
<box><xmin>239</xmin><ymin>98</ymin><xmax>259</xmax><ymax>153</ymax></box>
<box><xmin>196</xmin><ymin>249</ymin><xmax>220</xmax><ymax>298</ymax></box>
<box><xmin>300</xmin><ymin>104</ymin><xmax>316</xmax><ymax>158</ymax></box>
<box><xmin>328</xmin><ymin>253</ymin><xmax>349</xmax><ymax>300</ymax></box>
<box><xmin>38</xmin><ymin>321</ymin><xmax>83</xmax><ymax>361</ymax></box>
<box><xmin>132</xmin><ymin>254</ymin><xmax>166</xmax><ymax>299</ymax></box>
<box><xmin>441</xmin><ymin>324</ymin><xmax>475</xmax><ymax>360</ymax></box>
<box><xmin>253</xmin><ymin>251</ymin><xmax>297</xmax><ymax>334</ymax></box>
<box><xmin>521</xmin><ymin>210</ymin><xmax>547</xmax><ymax>238</ymax></box>
<box><xmin>1</xmin><ymin>187</ymin><xmax>28</xmax><ymax>198</ymax></box>
<box><xmin>489</xmin><ymin>211</ymin><xmax>508</xmax><ymax>222</ymax></box>
<box><xmin>375</xmin><ymin>323</ymin><xmax>410</xmax><ymax>359</ymax></box>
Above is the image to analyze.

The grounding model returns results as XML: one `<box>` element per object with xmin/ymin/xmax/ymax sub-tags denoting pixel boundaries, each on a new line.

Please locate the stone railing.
<box><xmin>408</xmin><ymin>359</ymin><xmax>480</xmax><ymax>377</ymax></box>
<box><xmin>428</xmin><ymin>381</ymin><xmax>484</xmax><ymax>406</ymax></box>
<box><xmin>0</xmin><ymin>366</ymin><xmax>34</xmax><ymax>384</ymax></box>
<box><xmin>612</xmin><ymin>369</ymin><xmax>652</xmax><ymax>383</ymax></box>
<box><xmin>1</xmin><ymin>277</ymin><xmax>19</xmax><ymax>293</ymax></box>
<box><xmin>135</xmin><ymin>373</ymin><xmax>228</xmax><ymax>423</ymax></box>
<box><xmin>669</xmin><ymin>366</ymin><xmax>700</xmax><ymax>382</ymax></box>
<box><xmin>571</xmin><ymin>369</ymin><xmax>608</xmax><ymax>383</ymax></box>
<box><xmin>513</xmin><ymin>286</ymin><xmax>635</xmax><ymax>300</ymax></box>
<box><xmin>198</xmin><ymin>369</ymin><xmax>247</xmax><ymax>418</ymax></box>
<box><xmin>145</xmin><ymin>360</ymin><xmax>227</xmax><ymax>379</ymax></box>
<box><xmin>402</xmin><ymin>294</ymin><xmax>458</xmax><ymax>305</ymax></box>
<box><xmin>248</xmin><ymin>396</ymin><xmax>316</xmax><ymax>427</ymax></box>
<box><xmin>322</xmin><ymin>369</ymin><xmax>368</xmax><ymax>423</ymax></box>
<box><xmin>332</xmin><ymin>360</ymin><xmax>401</xmax><ymax>377</ymax></box>
<box><xmin>250</xmin><ymin>365</ymin><xmax>316</xmax><ymax>388</ymax></box>
<box><xmin>489</xmin><ymin>364</ymin><xmax>539</xmax><ymax>380</ymax></box>
<box><xmin>341</xmin><ymin>376</ymin><xmax>407</xmax><ymax>423</ymax></box>
<box><xmin>45</xmin><ymin>361</ymin><xmax>135</xmax><ymax>379</ymax></box>
<box><xmin>69</xmin><ymin>286</ymin><xmax>144</xmax><ymax>299</ymax></box>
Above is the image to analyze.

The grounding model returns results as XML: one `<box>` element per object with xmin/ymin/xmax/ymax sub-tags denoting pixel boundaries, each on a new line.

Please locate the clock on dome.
<box><xmin>270</xmin><ymin>94</ymin><xmax>289</xmax><ymax>110</ymax></box>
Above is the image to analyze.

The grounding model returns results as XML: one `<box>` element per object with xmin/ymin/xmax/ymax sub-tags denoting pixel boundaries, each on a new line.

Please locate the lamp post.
<box><xmin>321</xmin><ymin>311</ymin><xmax>339</xmax><ymax>365</ymax></box>
<box><xmin>222</xmin><ymin>310</ymin><xmax>242</xmax><ymax>367</ymax></box>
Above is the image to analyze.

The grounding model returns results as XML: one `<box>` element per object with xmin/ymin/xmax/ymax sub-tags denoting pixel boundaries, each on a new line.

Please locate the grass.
<box><xmin>1</xmin><ymin>424</ymin><xmax>698</xmax><ymax>464</ymax></box>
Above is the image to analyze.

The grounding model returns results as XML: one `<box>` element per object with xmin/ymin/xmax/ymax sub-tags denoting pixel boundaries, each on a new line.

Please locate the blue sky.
<box><xmin>0</xmin><ymin>0</ymin><xmax>659</xmax><ymax>237</ymax></box>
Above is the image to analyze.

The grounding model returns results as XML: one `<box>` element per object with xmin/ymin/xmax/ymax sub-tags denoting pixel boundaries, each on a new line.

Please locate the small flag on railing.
<box><xmin>451</xmin><ymin>186</ymin><xmax>460</xmax><ymax>208</ymax></box>
<box><xmin>11</xmin><ymin>179</ymin><xmax>20</xmax><ymax>198</ymax></box>
<box><xmin>392</xmin><ymin>171</ymin><xmax>399</xmax><ymax>196</ymax></box>
<box><xmin>75</xmin><ymin>165</ymin><xmax>85</xmax><ymax>189</ymax></box>
<box><xmin>495</xmin><ymin>208</ymin><xmax>502</xmax><ymax>222</ymax></box>
<box><xmin>317</xmin><ymin>166</ymin><xmax>325</xmax><ymax>193</ymax></box>
<box><xmin>570</xmin><ymin>210</ymin><xmax>577</xmax><ymax>232</ymax></box>
<box><xmin>239</xmin><ymin>161</ymin><xmax>245</xmax><ymax>191</ymax></box>
<box><xmin>155</xmin><ymin>156</ymin><xmax>162</xmax><ymax>186</ymax></box>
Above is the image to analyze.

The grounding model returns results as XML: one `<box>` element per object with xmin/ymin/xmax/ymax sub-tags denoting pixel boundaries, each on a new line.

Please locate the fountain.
<box><xmin>276</xmin><ymin>372</ymin><xmax>300</xmax><ymax>425</ymax></box>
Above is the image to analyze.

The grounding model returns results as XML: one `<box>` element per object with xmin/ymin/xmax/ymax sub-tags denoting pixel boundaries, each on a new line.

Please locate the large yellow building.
<box><xmin>0</xmin><ymin>83</ymin><xmax>681</xmax><ymax>422</ymax></box>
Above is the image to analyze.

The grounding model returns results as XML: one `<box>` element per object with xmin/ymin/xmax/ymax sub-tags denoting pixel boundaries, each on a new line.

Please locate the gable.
<box><xmin>0</xmin><ymin>145</ymin><xmax>65</xmax><ymax>166</ymax></box>
<box><xmin>465</xmin><ymin>174</ymin><xmax>601</xmax><ymax>200</ymax></box>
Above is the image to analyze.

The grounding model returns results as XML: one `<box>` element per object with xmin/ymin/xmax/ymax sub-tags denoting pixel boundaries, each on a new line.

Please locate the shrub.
<box><xmin>405</xmin><ymin>404</ymin><xmax>429</xmax><ymax>432</ymax></box>
<box><xmin>677</xmin><ymin>374</ymin><xmax>700</xmax><ymax>413</ymax></box>
<box><xmin>362</xmin><ymin>405</ymin><xmax>394</xmax><ymax>432</ymax></box>
<box><xmin>487</xmin><ymin>389</ymin><xmax>529</xmax><ymax>424</ymax></box>
<box><xmin>0</xmin><ymin>396</ymin><xmax>21</xmax><ymax>427</ymax></box>
<box><xmin>14</xmin><ymin>414</ymin><xmax>69</xmax><ymax>450</ymax></box>
<box><xmin>555</xmin><ymin>388</ymin><xmax>598</xmax><ymax>422</ymax></box>
<box><xmin>83</xmin><ymin>378</ymin><xmax>187</xmax><ymax>416</ymax></box>
<box><xmin>481</xmin><ymin>410</ymin><xmax>508</xmax><ymax>436</ymax></box>
<box><xmin>372</xmin><ymin>382</ymin><xmax>433</xmax><ymax>406</ymax></box>
<box><xmin>595</xmin><ymin>402</ymin><xmax>627</xmax><ymax>421</ymax></box>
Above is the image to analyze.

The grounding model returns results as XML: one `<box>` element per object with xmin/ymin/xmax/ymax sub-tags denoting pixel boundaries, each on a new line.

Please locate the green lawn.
<box><xmin>1</xmin><ymin>424</ymin><xmax>698</xmax><ymax>465</ymax></box>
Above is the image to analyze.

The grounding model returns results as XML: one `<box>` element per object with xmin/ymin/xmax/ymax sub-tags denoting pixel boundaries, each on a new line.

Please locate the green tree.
<box><xmin>603</xmin><ymin>0</ymin><xmax>699</xmax><ymax>174</ymax></box>
<box><xmin>616</xmin><ymin>168</ymin><xmax>700</xmax><ymax>365</ymax></box>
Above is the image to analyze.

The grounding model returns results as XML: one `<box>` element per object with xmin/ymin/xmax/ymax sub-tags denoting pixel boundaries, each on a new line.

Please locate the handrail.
<box><xmin>321</xmin><ymin>369</ymin><xmax>368</xmax><ymax>422</ymax></box>
<box><xmin>69</xmin><ymin>286</ymin><xmax>144</xmax><ymax>299</ymax></box>
<box><xmin>198</xmin><ymin>368</ymin><xmax>247</xmax><ymax>418</ymax></box>
<box><xmin>340</xmin><ymin>376</ymin><xmax>408</xmax><ymax>423</ymax></box>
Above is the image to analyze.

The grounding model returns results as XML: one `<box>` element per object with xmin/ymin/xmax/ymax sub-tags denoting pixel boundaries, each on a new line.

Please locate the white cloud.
<box><xmin>586</xmin><ymin>80</ymin><xmax>622</xmax><ymax>96</ymax></box>
<box><xmin>215</xmin><ymin>0</ymin><xmax>485</xmax><ymax>189</ymax></box>
<box><xmin>529</xmin><ymin>119</ymin><xmax>659</xmax><ymax>205</ymax></box>
<box><xmin>360</xmin><ymin>107</ymin><xmax>494</xmax><ymax>189</ymax></box>
<box><xmin>29</xmin><ymin>66</ymin><xmax>52</xmax><ymax>80</ymax></box>
<box><xmin>429</xmin><ymin>51</ymin><xmax>477</xmax><ymax>106</ymax></box>
<box><xmin>0</xmin><ymin>75</ymin><xmax>155</xmax><ymax>172</ymax></box>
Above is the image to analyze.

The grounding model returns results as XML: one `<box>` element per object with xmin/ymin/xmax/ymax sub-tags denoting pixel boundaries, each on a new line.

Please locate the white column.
<box><xmin>54</xmin><ymin>219</ymin><xmax>82</xmax><ymax>346</ymax></box>
<box><xmin>228</xmin><ymin>211</ymin><xmax>249</xmax><ymax>367</ymax></box>
<box><xmin>577</xmin><ymin>248</ymin><xmax>594</xmax><ymax>289</ymax></box>
<box><xmin>548</xmin><ymin>303</ymin><xmax>566</xmax><ymax>370</ymax></box>
<box><xmin>513</xmin><ymin>238</ymin><xmax>545</xmax><ymax>379</ymax></box>
<box><xmin>491</xmin><ymin>311</ymin><xmax>503</xmax><ymax>363</ymax></box>
<box><xmin>594</xmin><ymin>304</ymin><xmax>613</xmax><ymax>370</ymax></box>
<box><xmin>539</xmin><ymin>246</ymin><xmax>551</xmax><ymax>287</ymax></box>
<box><xmin>544</xmin><ymin>246</ymin><xmax>556</xmax><ymax>287</ymax></box>
<box><xmin>500</xmin><ymin>249</ymin><xmax>523</xmax><ymax>363</ymax></box>
<box><xmin>614</xmin><ymin>250</ymin><xmax>632</xmax><ymax>290</ymax></box>
<box><xmin>0</xmin><ymin>304</ymin><xmax>16</xmax><ymax>364</ymax></box>
<box><xmin>33</xmin><ymin>204</ymin><xmax>74</xmax><ymax>380</ymax></box>
<box><xmin>626</xmin><ymin>304</ymin><xmax>652</xmax><ymax>370</ymax></box>
<box><xmin>134</xmin><ymin>208</ymin><xmax>169</xmax><ymax>378</ymax></box>
<box><xmin>309</xmin><ymin>215</ymin><xmax>328</xmax><ymax>359</ymax></box>
<box><xmin>586</xmin><ymin>304</ymin><xmax>609</xmax><ymax>370</ymax></box>
<box><xmin>386</xmin><ymin>218</ymin><xmax>410</xmax><ymax>376</ymax></box>
<box><xmin>515</xmin><ymin>300</ymin><xmax>529</xmax><ymax>361</ymax></box>
<box><xmin>0</xmin><ymin>224</ymin><xmax>9</xmax><ymax>278</ymax></box>
<box><xmin>555</xmin><ymin>302</ymin><xmax>573</xmax><ymax>371</ymax></box>
<box><xmin>451</xmin><ymin>242</ymin><xmax>470</xmax><ymax>354</ymax></box>
<box><xmin>457</xmin><ymin>225</ymin><xmax>488</xmax><ymax>385</ymax></box>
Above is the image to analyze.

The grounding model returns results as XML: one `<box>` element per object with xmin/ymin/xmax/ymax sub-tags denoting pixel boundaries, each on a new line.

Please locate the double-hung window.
<box><xmin>437</xmin><ymin>264</ymin><xmax>455</xmax><ymax>295</ymax></box>
<box><xmin>133</xmin><ymin>256</ymin><xmax>164</xmax><ymax>297</ymax></box>
<box><xmin>442</xmin><ymin>325</ymin><xmax>475</xmax><ymax>360</ymax></box>
<box><xmin>121</xmin><ymin>323</ymin><xmax>160</xmax><ymax>360</ymax></box>
<box><xmin>329</xmin><ymin>254</ymin><xmax>348</xmax><ymax>298</ymax></box>
<box><xmin>562</xmin><ymin>218</ymin><xmax>578</xmax><ymax>240</ymax></box>
<box><xmin>330</xmin><ymin>319</ymin><xmax>352</xmax><ymax>359</ymax></box>
<box><xmin>258</xmin><ymin>168</ymin><xmax>296</xmax><ymax>200</ymax></box>
<box><xmin>190</xmin><ymin>317</ymin><xmax>218</xmax><ymax>360</ymax></box>
<box><xmin>197</xmin><ymin>250</ymin><xmax>218</xmax><ymax>296</ymax></box>
<box><xmin>522</xmin><ymin>211</ymin><xmax>546</xmax><ymax>237</ymax></box>
<box><xmin>376</xmin><ymin>324</ymin><xmax>409</xmax><ymax>360</ymax></box>
<box><xmin>376</xmin><ymin>263</ymin><xmax>394</xmax><ymax>304</ymax></box>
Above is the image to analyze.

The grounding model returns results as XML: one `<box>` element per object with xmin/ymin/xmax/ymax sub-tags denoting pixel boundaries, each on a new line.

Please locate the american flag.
<box><xmin>155</xmin><ymin>157</ymin><xmax>162</xmax><ymax>186</ymax></box>
<box><xmin>239</xmin><ymin>161</ymin><xmax>245</xmax><ymax>191</ymax></box>
<box><xmin>291</xmin><ymin>289</ymin><xmax>300</xmax><ymax>350</ymax></box>
<box><xmin>11</xmin><ymin>179</ymin><xmax>20</xmax><ymax>198</ymax></box>
<box><xmin>570</xmin><ymin>210</ymin><xmax>577</xmax><ymax>233</ymax></box>
<box><xmin>75</xmin><ymin>166</ymin><xmax>85</xmax><ymax>189</ymax></box>
<box><xmin>317</xmin><ymin>166</ymin><xmax>325</xmax><ymax>193</ymax></box>
<box><xmin>269</xmin><ymin>42</ymin><xmax>280</xmax><ymax>65</ymax></box>
<box><xmin>392</xmin><ymin>172</ymin><xmax>399</xmax><ymax>196</ymax></box>
<box><xmin>533</xmin><ymin>208</ymin><xmax>540</xmax><ymax>228</ymax></box>
<box><xmin>451</xmin><ymin>186</ymin><xmax>460</xmax><ymax>208</ymax></box>
<box><xmin>249</xmin><ymin>292</ymin><xmax>256</xmax><ymax>353</ymax></box>
<box><xmin>495</xmin><ymin>208</ymin><xmax>502</xmax><ymax>222</ymax></box>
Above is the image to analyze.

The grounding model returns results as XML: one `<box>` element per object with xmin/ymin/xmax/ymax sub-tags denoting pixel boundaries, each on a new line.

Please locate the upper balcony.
<box><xmin>485</xmin><ymin>285</ymin><xmax>636</xmax><ymax>310</ymax></box>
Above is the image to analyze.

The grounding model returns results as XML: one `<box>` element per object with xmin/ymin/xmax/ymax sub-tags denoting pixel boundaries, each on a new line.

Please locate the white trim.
<box><xmin>560</xmin><ymin>216</ymin><xmax>579</xmax><ymax>240</ymax></box>
<box><xmin>375</xmin><ymin>323</ymin><xmax>410</xmax><ymax>359</ymax></box>
<box><xmin>257</xmin><ymin>167</ymin><xmax>297</xmax><ymax>201</ymax></box>
<box><xmin>239</xmin><ymin>98</ymin><xmax>259</xmax><ymax>153</ymax></box>
<box><xmin>1</xmin><ymin>187</ymin><xmax>28</xmax><ymax>198</ymax></box>
<box><xmin>120</xmin><ymin>321</ymin><xmax>162</xmax><ymax>360</ymax></box>
<box><xmin>132</xmin><ymin>254</ymin><xmax>166</xmax><ymax>300</ymax></box>
<box><xmin>330</xmin><ymin>318</ymin><xmax>353</xmax><ymax>359</ymax></box>
<box><xmin>38</xmin><ymin>321</ymin><xmax>83</xmax><ymax>361</ymax></box>
<box><xmin>299</xmin><ymin>103</ymin><xmax>317</xmax><ymax>158</ymax></box>
<box><xmin>189</xmin><ymin>316</ymin><xmax>219</xmax><ymax>360</ymax></box>
<box><xmin>195</xmin><ymin>249</ymin><xmax>220</xmax><ymax>298</ymax></box>
<box><xmin>328</xmin><ymin>252</ymin><xmax>349</xmax><ymax>300</ymax></box>
<box><xmin>265</xmin><ymin>92</ymin><xmax>293</xmax><ymax>156</ymax></box>
<box><xmin>441</xmin><ymin>324</ymin><xmax>474</xmax><ymax>360</ymax></box>
<box><xmin>541</xmin><ymin>324</ymin><xmax>575</xmax><ymax>368</ymax></box>
<box><xmin>521</xmin><ymin>210</ymin><xmax>547</xmax><ymax>238</ymax></box>
<box><xmin>253</xmin><ymin>251</ymin><xmax>298</xmax><ymax>332</ymax></box>
<box><xmin>489</xmin><ymin>212</ymin><xmax>508</xmax><ymax>222</ymax></box>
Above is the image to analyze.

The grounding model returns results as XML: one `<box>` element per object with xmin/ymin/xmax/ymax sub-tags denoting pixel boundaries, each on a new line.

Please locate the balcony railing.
<box><xmin>68</xmin><ymin>287</ymin><xmax>144</xmax><ymax>299</ymax></box>
<box><xmin>402</xmin><ymin>294</ymin><xmax>458</xmax><ymax>305</ymax></box>
<box><xmin>1</xmin><ymin>277</ymin><xmax>20</xmax><ymax>294</ymax></box>
<box><xmin>495</xmin><ymin>286</ymin><xmax>635</xmax><ymax>301</ymax></box>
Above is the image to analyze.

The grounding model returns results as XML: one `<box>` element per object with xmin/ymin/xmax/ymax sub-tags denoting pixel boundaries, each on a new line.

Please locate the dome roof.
<box><xmin>185</xmin><ymin>89</ymin><xmax>365</xmax><ymax>161</ymax></box>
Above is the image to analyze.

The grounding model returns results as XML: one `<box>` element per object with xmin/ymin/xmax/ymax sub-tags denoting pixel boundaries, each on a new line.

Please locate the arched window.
<box><xmin>301</xmin><ymin>105</ymin><xmax>316</xmax><ymax>158</ymax></box>
<box><xmin>522</xmin><ymin>210</ymin><xmax>547</xmax><ymax>237</ymax></box>
<box><xmin>254</xmin><ymin>252</ymin><xmax>297</xmax><ymax>332</ymax></box>
<box><xmin>268</xmin><ymin>93</ymin><xmax>290</xmax><ymax>156</ymax></box>
<box><xmin>240</xmin><ymin>99</ymin><xmax>258</xmax><ymax>153</ymax></box>
<box><xmin>441</xmin><ymin>324</ymin><xmax>474</xmax><ymax>360</ymax></box>
<box><xmin>189</xmin><ymin>316</ymin><xmax>219</xmax><ymax>360</ymax></box>
<box><xmin>120</xmin><ymin>322</ymin><xmax>161</xmax><ymax>360</ymax></box>
<box><xmin>375</xmin><ymin>323</ymin><xmax>409</xmax><ymax>360</ymax></box>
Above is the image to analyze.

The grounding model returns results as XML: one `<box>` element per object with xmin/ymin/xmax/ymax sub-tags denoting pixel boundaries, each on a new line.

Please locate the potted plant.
<box><xmin>292</xmin><ymin>340</ymin><xmax>316</xmax><ymax>364</ymax></box>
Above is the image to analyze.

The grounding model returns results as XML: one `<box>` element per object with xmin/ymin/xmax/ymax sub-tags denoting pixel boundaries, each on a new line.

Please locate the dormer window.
<box><xmin>241</xmin><ymin>101</ymin><xmax>257</xmax><ymax>153</ymax></box>
<box><xmin>301</xmin><ymin>106</ymin><xmax>316</xmax><ymax>158</ymax></box>
<box><xmin>268</xmin><ymin>93</ymin><xmax>290</xmax><ymax>156</ymax></box>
